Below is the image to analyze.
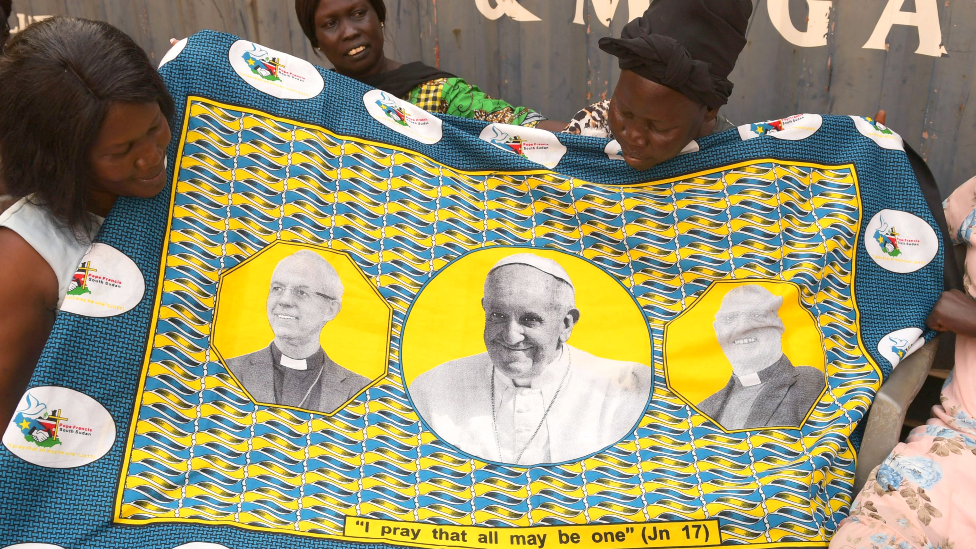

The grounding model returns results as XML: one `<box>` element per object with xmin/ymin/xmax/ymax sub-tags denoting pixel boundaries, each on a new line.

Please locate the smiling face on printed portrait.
<box><xmin>266</xmin><ymin>251</ymin><xmax>344</xmax><ymax>358</ymax></box>
<box><xmin>481</xmin><ymin>264</ymin><xmax>580</xmax><ymax>383</ymax></box>
<box><xmin>713</xmin><ymin>285</ymin><xmax>786</xmax><ymax>377</ymax></box>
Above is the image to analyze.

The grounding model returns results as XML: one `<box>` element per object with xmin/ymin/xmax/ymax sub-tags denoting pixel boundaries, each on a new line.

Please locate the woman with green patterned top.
<box><xmin>295</xmin><ymin>0</ymin><xmax>563</xmax><ymax>130</ymax></box>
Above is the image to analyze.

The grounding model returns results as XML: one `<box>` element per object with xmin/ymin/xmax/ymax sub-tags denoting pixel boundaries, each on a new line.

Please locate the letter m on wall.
<box><xmin>573</xmin><ymin>0</ymin><xmax>650</xmax><ymax>27</ymax></box>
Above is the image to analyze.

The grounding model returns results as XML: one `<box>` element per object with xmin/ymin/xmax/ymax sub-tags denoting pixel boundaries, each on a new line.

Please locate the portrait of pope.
<box><xmin>225</xmin><ymin>250</ymin><xmax>370</xmax><ymax>414</ymax></box>
<box><xmin>408</xmin><ymin>253</ymin><xmax>653</xmax><ymax>465</ymax></box>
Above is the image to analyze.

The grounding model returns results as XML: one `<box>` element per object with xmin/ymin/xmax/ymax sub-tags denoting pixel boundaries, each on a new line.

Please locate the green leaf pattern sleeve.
<box><xmin>405</xmin><ymin>77</ymin><xmax>545</xmax><ymax>127</ymax></box>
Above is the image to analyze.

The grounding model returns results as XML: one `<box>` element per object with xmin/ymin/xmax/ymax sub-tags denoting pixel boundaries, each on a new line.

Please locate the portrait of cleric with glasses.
<box><xmin>224</xmin><ymin>250</ymin><xmax>370</xmax><ymax>414</ymax></box>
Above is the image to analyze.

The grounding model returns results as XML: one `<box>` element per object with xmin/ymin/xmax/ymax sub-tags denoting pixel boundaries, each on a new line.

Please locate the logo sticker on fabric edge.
<box><xmin>878</xmin><ymin>327</ymin><xmax>925</xmax><ymax>368</ymax></box>
<box><xmin>158</xmin><ymin>38</ymin><xmax>187</xmax><ymax>69</ymax></box>
<box><xmin>851</xmin><ymin>115</ymin><xmax>905</xmax><ymax>151</ymax></box>
<box><xmin>480</xmin><ymin>124</ymin><xmax>567</xmax><ymax>169</ymax></box>
<box><xmin>737</xmin><ymin>114</ymin><xmax>823</xmax><ymax>142</ymax></box>
<box><xmin>60</xmin><ymin>243</ymin><xmax>145</xmax><ymax>318</ymax></box>
<box><xmin>2</xmin><ymin>387</ymin><xmax>116</xmax><ymax>469</ymax></box>
<box><xmin>2</xmin><ymin>544</ymin><xmax>68</xmax><ymax>549</ymax></box>
<box><xmin>865</xmin><ymin>210</ymin><xmax>939</xmax><ymax>274</ymax></box>
<box><xmin>363</xmin><ymin>89</ymin><xmax>443</xmax><ymax>145</ymax></box>
<box><xmin>229</xmin><ymin>41</ymin><xmax>325</xmax><ymax>100</ymax></box>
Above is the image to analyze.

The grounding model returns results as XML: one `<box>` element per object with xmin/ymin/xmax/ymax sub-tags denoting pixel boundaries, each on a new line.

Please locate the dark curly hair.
<box><xmin>0</xmin><ymin>16</ymin><xmax>174</xmax><ymax>231</ymax></box>
<box><xmin>295</xmin><ymin>0</ymin><xmax>387</xmax><ymax>49</ymax></box>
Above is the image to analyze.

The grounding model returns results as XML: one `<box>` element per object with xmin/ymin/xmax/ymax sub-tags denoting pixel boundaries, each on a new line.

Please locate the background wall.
<box><xmin>8</xmin><ymin>0</ymin><xmax>975</xmax><ymax>196</ymax></box>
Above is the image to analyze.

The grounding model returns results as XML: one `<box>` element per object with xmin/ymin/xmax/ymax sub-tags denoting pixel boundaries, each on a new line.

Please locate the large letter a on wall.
<box><xmin>863</xmin><ymin>0</ymin><xmax>947</xmax><ymax>57</ymax></box>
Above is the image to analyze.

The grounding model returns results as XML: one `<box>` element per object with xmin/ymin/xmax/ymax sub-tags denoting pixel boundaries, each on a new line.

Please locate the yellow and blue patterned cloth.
<box><xmin>0</xmin><ymin>31</ymin><xmax>954</xmax><ymax>549</ymax></box>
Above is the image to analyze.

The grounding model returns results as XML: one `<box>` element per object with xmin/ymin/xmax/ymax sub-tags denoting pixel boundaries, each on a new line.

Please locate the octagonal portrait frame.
<box><xmin>662</xmin><ymin>278</ymin><xmax>830</xmax><ymax>433</ymax></box>
<box><xmin>211</xmin><ymin>240</ymin><xmax>392</xmax><ymax>416</ymax></box>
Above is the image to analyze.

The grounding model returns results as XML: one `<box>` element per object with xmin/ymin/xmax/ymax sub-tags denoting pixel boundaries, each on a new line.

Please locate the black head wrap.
<box><xmin>599</xmin><ymin>0</ymin><xmax>752</xmax><ymax>110</ymax></box>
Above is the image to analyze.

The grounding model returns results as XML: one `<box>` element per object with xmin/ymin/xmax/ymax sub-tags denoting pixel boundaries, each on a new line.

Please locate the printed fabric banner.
<box><xmin>0</xmin><ymin>31</ymin><xmax>951</xmax><ymax>549</ymax></box>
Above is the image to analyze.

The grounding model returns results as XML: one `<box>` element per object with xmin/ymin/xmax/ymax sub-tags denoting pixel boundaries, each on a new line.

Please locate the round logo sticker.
<box><xmin>158</xmin><ymin>37</ymin><xmax>187</xmax><ymax>69</ymax></box>
<box><xmin>605</xmin><ymin>139</ymin><xmax>698</xmax><ymax>161</ymax></box>
<box><xmin>229</xmin><ymin>41</ymin><xmax>325</xmax><ymax>100</ymax></box>
<box><xmin>864</xmin><ymin>210</ymin><xmax>939</xmax><ymax>274</ymax></box>
<box><xmin>878</xmin><ymin>327</ymin><xmax>924</xmax><ymax>369</ymax></box>
<box><xmin>2</xmin><ymin>387</ymin><xmax>116</xmax><ymax>469</ymax></box>
<box><xmin>60</xmin><ymin>243</ymin><xmax>145</xmax><ymax>317</ymax></box>
<box><xmin>737</xmin><ymin>114</ymin><xmax>823</xmax><ymax>141</ymax></box>
<box><xmin>605</xmin><ymin>140</ymin><xmax>624</xmax><ymax>161</ymax></box>
<box><xmin>2</xmin><ymin>545</ymin><xmax>66</xmax><ymax>549</ymax></box>
<box><xmin>173</xmin><ymin>544</ymin><xmax>233</xmax><ymax>549</ymax></box>
<box><xmin>851</xmin><ymin>115</ymin><xmax>905</xmax><ymax>151</ymax></box>
<box><xmin>679</xmin><ymin>139</ymin><xmax>701</xmax><ymax>155</ymax></box>
<box><xmin>363</xmin><ymin>89</ymin><xmax>443</xmax><ymax>144</ymax></box>
<box><xmin>479</xmin><ymin>124</ymin><xmax>567</xmax><ymax>169</ymax></box>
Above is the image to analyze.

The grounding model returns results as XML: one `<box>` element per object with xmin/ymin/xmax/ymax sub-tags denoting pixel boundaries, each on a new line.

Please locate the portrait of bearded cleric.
<box><xmin>697</xmin><ymin>284</ymin><xmax>826</xmax><ymax>430</ymax></box>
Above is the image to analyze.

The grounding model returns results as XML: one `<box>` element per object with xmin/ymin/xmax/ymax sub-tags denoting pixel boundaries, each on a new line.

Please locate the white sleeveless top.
<box><xmin>0</xmin><ymin>196</ymin><xmax>104</xmax><ymax>309</ymax></box>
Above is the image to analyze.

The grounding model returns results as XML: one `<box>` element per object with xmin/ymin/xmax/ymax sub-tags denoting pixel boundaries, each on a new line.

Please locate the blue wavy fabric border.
<box><xmin>0</xmin><ymin>30</ymin><xmax>944</xmax><ymax>549</ymax></box>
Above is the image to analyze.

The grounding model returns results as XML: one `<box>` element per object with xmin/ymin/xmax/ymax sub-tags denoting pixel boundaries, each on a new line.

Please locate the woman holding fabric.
<box><xmin>0</xmin><ymin>17</ymin><xmax>174</xmax><ymax>425</ymax></box>
<box><xmin>295</xmin><ymin>0</ymin><xmax>563</xmax><ymax>130</ymax></box>
<box><xmin>827</xmin><ymin>179</ymin><xmax>976</xmax><ymax>548</ymax></box>
<box><xmin>567</xmin><ymin>0</ymin><xmax>889</xmax><ymax>172</ymax></box>
<box><xmin>563</xmin><ymin>0</ymin><xmax>752</xmax><ymax>171</ymax></box>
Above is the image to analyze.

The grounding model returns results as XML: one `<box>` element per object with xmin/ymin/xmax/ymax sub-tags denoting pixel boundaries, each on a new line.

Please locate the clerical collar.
<box><xmin>280</xmin><ymin>355</ymin><xmax>308</xmax><ymax>370</ymax></box>
<box><xmin>737</xmin><ymin>372</ymin><xmax>761</xmax><ymax>387</ymax></box>
<box><xmin>734</xmin><ymin>355</ymin><xmax>792</xmax><ymax>387</ymax></box>
<box><xmin>270</xmin><ymin>342</ymin><xmax>324</xmax><ymax>371</ymax></box>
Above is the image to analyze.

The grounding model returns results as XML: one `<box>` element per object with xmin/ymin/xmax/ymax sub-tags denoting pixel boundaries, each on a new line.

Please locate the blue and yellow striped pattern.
<box><xmin>0</xmin><ymin>31</ymin><xmax>945</xmax><ymax>549</ymax></box>
<box><xmin>115</xmin><ymin>98</ymin><xmax>869</xmax><ymax>546</ymax></box>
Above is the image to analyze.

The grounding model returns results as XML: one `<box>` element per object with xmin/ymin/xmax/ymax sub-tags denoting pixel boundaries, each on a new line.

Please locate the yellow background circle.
<box><xmin>401</xmin><ymin>247</ymin><xmax>652</xmax><ymax>386</ymax></box>
<box><xmin>664</xmin><ymin>280</ymin><xmax>825</xmax><ymax>407</ymax></box>
<box><xmin>212</xmin><ymin>242</ymin><xmax>390</xmax><ymax>382</ymax></box>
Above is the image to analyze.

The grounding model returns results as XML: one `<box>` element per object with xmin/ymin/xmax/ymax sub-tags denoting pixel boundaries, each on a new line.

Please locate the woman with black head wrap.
<box><xmin>564</xmin><ymin>0</ymin><xmax>752</xmax><ymax>171</ymax></box>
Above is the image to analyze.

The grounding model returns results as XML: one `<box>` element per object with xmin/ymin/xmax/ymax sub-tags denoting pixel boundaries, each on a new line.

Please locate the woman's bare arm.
<box><xmin>0</xmin><ymin>227</ymin><xmax>58</xmax><ymax>426</ymax></box>
<box><xmin>537</xmin><ymin>120</ymin><xmax>569</xmax><ymax>132</ymax></box>
<box><xmin>926</xmin><ymin>289</ymin><xmax>976</xmax><ymax>338</ymax></box>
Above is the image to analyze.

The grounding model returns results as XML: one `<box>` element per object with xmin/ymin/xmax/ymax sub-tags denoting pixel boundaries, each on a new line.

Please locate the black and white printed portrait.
<box><xmin>408</xmin><ymin>253</ymin><xmax>653</xmax><ymax>465</ymax></box>
<box><xmin>225</xmin><ymin>250</ymin><xmax>370</xmax><ymax>414</ymax></box>
<box><xmin>697</xmin><ymin>285</ymin><xmax>826</xmax><ymax>430</ymax></box>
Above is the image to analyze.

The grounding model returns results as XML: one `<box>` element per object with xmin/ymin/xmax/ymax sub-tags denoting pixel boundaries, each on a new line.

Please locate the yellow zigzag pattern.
<box><xmin>116</xmin><ymin>98</ymin><xmax>874</xmax><ymax>547</ymax></box>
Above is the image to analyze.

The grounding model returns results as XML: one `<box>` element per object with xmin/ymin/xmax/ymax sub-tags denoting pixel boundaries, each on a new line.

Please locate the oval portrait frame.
<box><xmin>400</xmin><ymin>245</ymin><xmax>655</xmax><ymax>467</ymax></box>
